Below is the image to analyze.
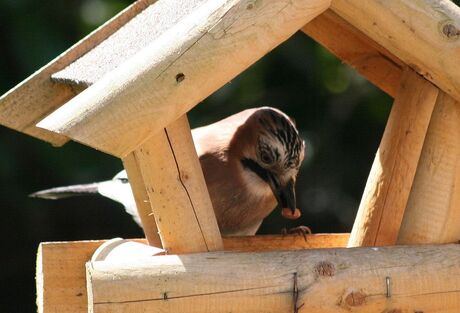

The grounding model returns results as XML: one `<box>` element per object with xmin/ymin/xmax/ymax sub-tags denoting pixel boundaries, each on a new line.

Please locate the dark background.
<box><xmin>3</xmin><ymin>1</ymin><xmax>457</xmax><ymax>311</ymax></box>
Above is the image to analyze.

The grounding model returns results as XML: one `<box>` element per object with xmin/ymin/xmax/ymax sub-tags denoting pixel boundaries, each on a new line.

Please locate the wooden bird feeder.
<box><xmin>2</xmin><ymin>0</ymin><xmax>460</xmax><ymax>312</ymax></box>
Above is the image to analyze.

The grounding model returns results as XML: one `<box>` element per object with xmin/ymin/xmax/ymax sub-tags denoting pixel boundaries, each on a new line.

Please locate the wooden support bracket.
<box><xmin>348</xmin><ymin>68</ymin><xmax>438</xmax><ymax>247</ymax></box>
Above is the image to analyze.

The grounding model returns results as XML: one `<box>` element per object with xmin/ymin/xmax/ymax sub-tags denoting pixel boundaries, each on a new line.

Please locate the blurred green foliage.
<box><xmin>4</xmin><ymin>0</ymin><xmax>455</xmax><ymax>311</ymax></box>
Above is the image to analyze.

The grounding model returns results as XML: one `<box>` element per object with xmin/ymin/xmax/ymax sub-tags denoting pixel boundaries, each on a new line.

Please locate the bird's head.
<box><xmin>231</xmin><ymin>107</ymin><xmax>305</xmax><ymax>217</ymax></box>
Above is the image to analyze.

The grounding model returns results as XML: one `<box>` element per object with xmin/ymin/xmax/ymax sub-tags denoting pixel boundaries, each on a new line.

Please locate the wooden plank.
<box><xmin>36</xmin><ymin>234</ymin><xmax>348</xmax><ymax>313</ymax></box>
<box><xmin>302</xmin><ymin>9</ymin><xmax>403</xmax><ymax>97</ymax></box>
<box><xmin>398</xmin><ymin>92</ymin><xmax>460</xmax><ymax>244</ymax></box>
<box><xmin>348</xmin><ymin>68</ymin><xmax>438</xmax><ymax>247</ymax></box>
<box><xmin>331</xmin><ymin>0</ymin><xmax>460</xmax><ymax>103</ymax></box>
<box><xmin>131</xmin><ymin>115</ymin><xmax>223</xmax><ymax>254</ymax></box>
<box><xmin>36</xmin><ymin>0</ymin><xmax>331</xmax><ymax>157</ymax></box>
<box><xmin>122</xmin><ymin>154</ymin><xmax>162</xmax><ymax>247</ymax></box>
<box><xmin>0</xmin><ymin>0</ymin><xmax>155</xmax><ymax>145</ymax></box>
<box><xmin>87</xmin><ymin>244</ymin><xmax>460</xmax><ymax>313</ymax></box>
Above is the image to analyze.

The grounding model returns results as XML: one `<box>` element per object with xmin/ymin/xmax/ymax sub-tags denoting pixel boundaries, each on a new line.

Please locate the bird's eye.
<box><xmin>118</xmin><ymin>178</ymin><xmax>129</xmax><ymax>184</ymax></box>
<box><xmin>260</xmin><ymin>151</ymin><xmax>273</xmax><ymax>164</ymax></box>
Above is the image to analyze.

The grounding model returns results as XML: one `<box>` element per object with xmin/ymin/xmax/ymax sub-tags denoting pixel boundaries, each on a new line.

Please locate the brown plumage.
<box><xmin>31</xmin><ymin>107</ymin><xmax>305</xmax><ymax>236</ymax></box>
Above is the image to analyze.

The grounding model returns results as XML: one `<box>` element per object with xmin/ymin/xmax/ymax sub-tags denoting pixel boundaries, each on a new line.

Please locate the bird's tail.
<box><xmin>29</xmin><ymin>183</ymin><xmax>100</xmax><ymax>200</ymax></box>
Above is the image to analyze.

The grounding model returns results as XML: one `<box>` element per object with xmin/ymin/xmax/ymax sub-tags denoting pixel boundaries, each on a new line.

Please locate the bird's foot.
<box><xmin>282</xmin><ymin>225</ymin><xmax>312</xmax><ymax>241</ymax></box>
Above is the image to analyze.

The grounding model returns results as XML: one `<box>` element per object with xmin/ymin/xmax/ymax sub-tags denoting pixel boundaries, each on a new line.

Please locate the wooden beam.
<box><xmin>122</xmin><ymin>154</ymin><xmax>162</xmax><ymax>247</ymax></box>
<box><xmin>331</xmin><ymin>0</ymin><xmax>460</xmax><ymax>103</ymax></box>
<box><xmin>130</xmin><ymin>115</ymin><xmax>223</xmax><ymax>254</ymax></box>
<box><xmin>87</xmin><ymin>244</ymin><xmax>460</xmax><ymax>313</ymax></box>
<box><xmin>36</xmin><ymin>0</ymin><xmax>331</xmax><ymax>157</ymax></box>
<box><xmin>302</xmin><ymin>9</ymin><xmax>403</xmax><ymax>97</ymax></box>
<box><xmin>398</xmin><ymin>92</ymin><xmax>460</xmax><ymax>244</ymax></box>
<box><xmin>0</xmin><ymin>0</ymin><xmax>155</xmax><ymax>146</ymax></box>
<box><xmin>36</xmin><ymin>234</ymin><xmax>348</xmax><ymax>313</ymax></box>
<box><xmin>348</xmin><ymin>68</ymin><xmax>438</xmax><ymax>247</ymax></box>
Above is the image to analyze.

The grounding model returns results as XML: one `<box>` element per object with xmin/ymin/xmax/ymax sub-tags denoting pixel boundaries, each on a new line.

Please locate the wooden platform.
<box><xmin>36</xmin><ymin>234</ymin><xmax>349</xmax><ymax>313</ymax></box>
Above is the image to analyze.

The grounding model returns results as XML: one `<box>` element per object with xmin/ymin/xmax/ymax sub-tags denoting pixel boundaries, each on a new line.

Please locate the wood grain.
<box><xmin>331</xmin><ymin>0</ymin><xmax>460</xmax><ymax>103</ymax></box>
<box><xmin>398</xmin><ymin>92</ymin><xmax>460</xmax><ymax>244</ymax></box>
<box><xmin>36</xmin><ymin>0</ymin><xmax>331</xmax><ymax>157</ymax></box>
<box><xmin>0</xmin><ymin>0</ymin><xmax>155</xmax><ymax>146</ymax></box>
<box><xmin>302</xmin><ymin>9</ymin><xmax>403</xmax><ymax>97</ymax></box>
<box><xmin>87</xmin><ymin>244</ymin><xmax>460</xmax><ymax>313</ymax></box>
<box><xmin>36</xmin><ymin>234</ymin><xmax>348</xmax><ymax>313</ymax></box>
<box><xmin>122</xmin><ymin>153</ymin><xmax>162</xmax><ymax>247</ymax></box>
<box><xmin>131</xmin><ymin>115</ymin><xmax>223</xmax><ymax>254</ymax></box>
<box><xmin>348</xmin><ymin>68</ymin><xmax>438</xmax><ymax>247</ymax></box>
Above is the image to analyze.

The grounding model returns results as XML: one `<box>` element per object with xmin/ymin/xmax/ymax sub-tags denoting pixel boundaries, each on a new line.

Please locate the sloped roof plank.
<box><xmin>52</xmin><ymin>0</ymin><xmax>207</xmax><ymax>87</ymax></box>
<box><xmin>37</xmin><ymin>0</ymin><xmax>331</xmax><ymax>157</ymax></box>
<box><xmin>0</xmin><ymin>0</ymin><xmax>155</xmax><ymax>145</ymax></box>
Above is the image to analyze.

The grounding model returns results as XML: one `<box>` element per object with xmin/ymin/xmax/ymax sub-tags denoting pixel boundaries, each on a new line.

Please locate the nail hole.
<box><xmin>175</xmin><ymin>73</ymin><xmax>185</xmax><ymax>83</ymax></box>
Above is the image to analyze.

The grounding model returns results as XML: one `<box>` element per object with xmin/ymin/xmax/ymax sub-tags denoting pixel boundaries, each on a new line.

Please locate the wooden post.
<box><xmin>128</xmin><ymin>115</ymin><xmax>223</xmax><ymax>254</ymax></box>
<box><xmin>348</xmin><ymin>68</ymin><xmax>438</xmax><ymax>247</ymax></box>
<box><xmin>87</xmin><ymin>244</ymin><xmax>460</xmax><ymax>313</ymax></box>
<box><xmin>122</xmin><ymin>154</ymin><xmax>162</xmax><ymax>247</ymax></box>
<box><xmin>302</xmin><ymin>9</ymin><xmax>403</xmax><ymax>97</ymax></box>
<box><xmin>398</xmin><ymin>92</ymin><xmax>460</xmax><ymax>244</ymax></box>
<box><xmin>36</xmin><ymin>234</ymin><xmax>348</xmax><ymax>313</ymax></box>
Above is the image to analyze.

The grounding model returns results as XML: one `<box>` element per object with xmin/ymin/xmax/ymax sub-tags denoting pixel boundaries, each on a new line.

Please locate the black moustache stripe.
<box><xmin>240</xmin><ymin>158</ymin><xmax>272</xmax><ymax>185</ymax></box>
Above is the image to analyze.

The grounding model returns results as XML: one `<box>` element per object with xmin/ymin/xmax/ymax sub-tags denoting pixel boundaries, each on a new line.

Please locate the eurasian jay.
<box><xmin>31</xmin><ymin>107</ymin><xmax>305</xmax><ymax>236</ymax></box>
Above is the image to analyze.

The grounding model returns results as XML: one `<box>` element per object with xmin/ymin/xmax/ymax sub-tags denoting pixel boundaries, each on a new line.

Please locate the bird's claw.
<box><xmin>282</xmin><ymin>225</ymin><xmax>312</xmax><ymax>241</ymax></box>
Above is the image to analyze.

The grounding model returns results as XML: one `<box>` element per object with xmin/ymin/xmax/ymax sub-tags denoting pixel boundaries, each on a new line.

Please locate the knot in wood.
<box><xmin>442</xmin><ymin>23</ymin><xmax>460</xmax><ymax>39</ymax></box>
<box><xmin>344</xmin><ymin>290</ymin><xmax>366</xmax><ymax>307</ymax></box>
<box><xmin>246</xmin><ymin>0</ymin><xmax>258</xmax><ymax>10</ymax></box>
<box><xmin>314</xmin><ymin>261</ymin><xmax>335</xmax><ymax>277</ymax></box>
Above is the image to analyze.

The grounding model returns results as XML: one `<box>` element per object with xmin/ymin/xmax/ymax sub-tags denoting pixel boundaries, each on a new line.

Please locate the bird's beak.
<box><xmin>267</xmin><ymin>175</ymin><xmax>297</xmax><ymax>215</ymax></box>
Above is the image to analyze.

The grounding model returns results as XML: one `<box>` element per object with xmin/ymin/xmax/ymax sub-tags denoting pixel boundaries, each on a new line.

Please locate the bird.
<box><xmin>31</xmin><ymin>107</ymin><xmax>306</xmax><ymax>236</ymax></box>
